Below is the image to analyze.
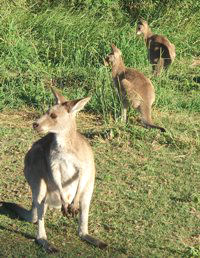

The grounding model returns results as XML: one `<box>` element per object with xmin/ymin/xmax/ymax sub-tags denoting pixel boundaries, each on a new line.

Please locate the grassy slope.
<box><xmin>0</xmin><ymin>0</ymin><xmax>200</xmax><ymax>257</ymax></box>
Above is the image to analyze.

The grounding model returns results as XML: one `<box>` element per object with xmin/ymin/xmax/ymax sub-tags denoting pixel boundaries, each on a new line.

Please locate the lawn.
<box><xmin>0</xmin><ymin>0</ymin><xmax>200</xmax><ymax>257</ymax></box>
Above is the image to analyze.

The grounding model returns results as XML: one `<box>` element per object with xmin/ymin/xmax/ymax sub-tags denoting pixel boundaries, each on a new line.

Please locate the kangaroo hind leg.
<box><xmin>78</xmin><ymin>183</ymin><xmax>107</xmax><ymax>249</ymax></box>
<box><xmin>33</xmin><ymin>180</ymin><xmax>58</xmax><ymax>253</ymax></box>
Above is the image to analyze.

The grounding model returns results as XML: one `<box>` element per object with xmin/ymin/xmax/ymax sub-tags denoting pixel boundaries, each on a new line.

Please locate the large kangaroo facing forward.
<box><xmin>104</xmin><ymin>44</ymin><xmax>166</xmax><ymax>132</ymax></box>
<box><xmin>1</xmin><ymin>88</ymin><xmax>107</xmax><ymax>252</ymax></box>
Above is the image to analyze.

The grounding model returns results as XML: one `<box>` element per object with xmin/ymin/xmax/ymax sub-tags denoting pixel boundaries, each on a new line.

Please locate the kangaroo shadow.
<box><xmin>169</xmin><ymin>75</ymin><xmax>200</xmax><ymax>91</ymax></box>
<box><xmin>168</xmin><ymin>75</ymin><xmax>183</xmax><ymax>82</ymax></box>
<box><xmin>83</xmin><ymin>129</ymin><xmax>117</xmax><ymax>140</ymax></box>
<box><xmin>170</xmin><ymin>196</ymin><xmax>192</xmax><ymax>203</ymax></box>
<box><xmin>0</xmin><ymin>202</ymin><xmax>37</xmax><ymax>225</ymax></box>
<box><xmin>0</xmin><ymin>203</ymin><xmax>35</xmax><ymax>240</ymax></box>
<box><xmin>0</xmin><ymin>224</ymin><xmax>35</xmax><ymax>241</ymax></box>
<box><xmin>83</xmin><ymin>130</ymin><xmax>102</xmax><ymax>140</ymax></box>
<box><xmin>169</xmin><ymin>74</ymin><xmax>200</xmax><ymax>84</ymax></box>
<box><xmin>0</xmin><ymin>202</ymin><xmax>22</xmax><ymax>220</ymax></box>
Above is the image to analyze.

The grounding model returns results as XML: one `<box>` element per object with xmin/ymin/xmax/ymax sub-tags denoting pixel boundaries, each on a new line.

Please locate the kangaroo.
<box><xmin>104</xmin><ymin>44</ymin><xmax>166</xmax><ymax>132</ymax></box>
<box><xmin>1</xmin><ymin>88</ymin><xmax>107</xmax><ymax>252</ymax></box>
<box><xmin>136</xmin><ymin>20</ymin><xmax>176</xmax><ymax>76</ymax></box>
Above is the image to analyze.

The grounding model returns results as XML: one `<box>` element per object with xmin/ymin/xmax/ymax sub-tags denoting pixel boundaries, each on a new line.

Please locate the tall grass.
<box><xmin>0</xmin><ymin>0</ymin><xmax>200</xmax><ymax>119</ymax></box>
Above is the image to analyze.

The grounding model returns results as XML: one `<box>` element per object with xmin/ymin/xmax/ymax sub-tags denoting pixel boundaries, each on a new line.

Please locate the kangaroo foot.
<box><xmin>36</xmin><ymin>238</ymin><xmax>59</xmax><ymax>253</ymax></box>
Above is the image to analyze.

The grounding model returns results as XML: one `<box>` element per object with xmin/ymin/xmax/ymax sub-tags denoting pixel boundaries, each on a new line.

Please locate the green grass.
<box><xmin>0</xmin><ymin>110</ymin><xmax>199</xmax><ymax>257</ymax></box>
<box><xmin>0</xmin><ymin>0</ymin><xmax>200</xmax><ymax>257</ymax></box>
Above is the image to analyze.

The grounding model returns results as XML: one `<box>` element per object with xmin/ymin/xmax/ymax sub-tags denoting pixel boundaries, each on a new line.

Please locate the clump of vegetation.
<box><xmin>0</xmin><ymin>0</ymin><xmax>200</xmax><ymax>116</ymax></box>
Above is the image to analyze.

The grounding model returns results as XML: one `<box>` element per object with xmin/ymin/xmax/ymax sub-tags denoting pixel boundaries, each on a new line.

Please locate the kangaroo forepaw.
<box><xmin>36</xmin><ymin>238</ymin><xmax>59</xmax><ymax>253</ymax></box>
<box><xmin>67</xmin><ymin>203</ymin><xmax>79</xmax><ymax>217</ymax></box>
<box><xmin>61</xmin><ymin>203</ymin><xmax>69</xmax><ymax>217</ymax></box>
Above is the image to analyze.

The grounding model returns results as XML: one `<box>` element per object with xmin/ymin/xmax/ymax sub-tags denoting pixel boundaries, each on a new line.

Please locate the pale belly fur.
<box><xmin>46</xmin><ymin>157</ymin><xmax>79</xmax><ymax>208</ymax></box>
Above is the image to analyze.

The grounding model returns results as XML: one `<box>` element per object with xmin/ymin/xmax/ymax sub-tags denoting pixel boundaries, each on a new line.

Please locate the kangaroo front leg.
<box><xmin>68</xmin><ymin>168</ymin><xmax>83</xmax><ymax>217</ymax></box>
<box><xmin>52</xmin><ymin>165</ymin><xmax>69</xmax><ymax>216</ymax></box>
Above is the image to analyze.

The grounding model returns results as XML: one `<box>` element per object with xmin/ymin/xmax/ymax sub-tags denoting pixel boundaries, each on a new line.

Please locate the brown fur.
<box><xmin>105</xmin><ymin>44</ymin><xmax>166</xmax><ymax>132</ymax></box>
<box><xmin>136</xmin><ymin>20</ymin><xmax>176</xmax><ymax>75</ymax></box>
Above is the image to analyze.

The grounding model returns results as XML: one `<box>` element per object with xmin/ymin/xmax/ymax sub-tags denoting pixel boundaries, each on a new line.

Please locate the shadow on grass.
<box><xmin>170</xmin><ymin>195</ymin><xmax>193</xmax><ymax>203</ymax></box>
<box><xmin>169</xmin><ymin>75</ymin><xmax>200</xmax><ymax>90</ymax></box>
<box><xmin>0</xmin><ymin>204</ymin><xmax>121</xmax><ymax>256</ymax></box>
<box><xmin>0</xmin><ymin>202</ymin><xmax>37</xmax><ymax>225</ymax></box>
<box><xmin>0</xmin><ymin>202</ymin><xmax>22</xmax><ymax>220</ymax></box>
<box><xmin>168</xmin><ymin>75</ymin><xmax>183</xmax><ymax>82</ymax></box>
<box><xmin>0</xmin><ymin>224</ymin><xmax>35</xmax><ymax>241</ymax></box>
<box><xmin>83</xmin><ymin>129</ymin><xmax>115</xmax><ymax>140</ymax></box>
<box><xmin>0</xmin><ymin>203</ymin><xmax>35</xmax><ymax>240</ymax></box>
<box><xmin>193</xmin><ymin>76</ymin><xmax>200</xmax><ymax>84</ymax></box>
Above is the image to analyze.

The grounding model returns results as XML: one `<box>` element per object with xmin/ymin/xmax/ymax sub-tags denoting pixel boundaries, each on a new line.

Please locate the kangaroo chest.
<box><xmin>50</xmin><ymin>147</ymin><xmax>79</xmax><ymax>181</ymax></box>
<box><xmin>45</xmin><ymin>147</ymin><xmax>79</xmax><ymax>207</ymax></box>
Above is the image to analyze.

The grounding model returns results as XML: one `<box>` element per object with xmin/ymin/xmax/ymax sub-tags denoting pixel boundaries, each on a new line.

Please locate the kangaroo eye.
<box><xmin>50</xmin><ymin>113</ymin><xmax>57</xmax><ymax>119</ymax></box>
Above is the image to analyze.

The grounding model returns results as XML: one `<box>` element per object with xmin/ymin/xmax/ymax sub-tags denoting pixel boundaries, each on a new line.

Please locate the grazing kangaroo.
<box><xmin>1</xmin><ymin>88</ymin><xmax>107</xmax><ymax>252</ymax></box>
<box><xmin>136</xmin><ymin>20</ymin><xmax>176</xmax><ymax>75</ymax></box>
<box><xmin>104</xmin><ymin>44</ymin><xmax>166</xmax><ymax>132</ymax></box>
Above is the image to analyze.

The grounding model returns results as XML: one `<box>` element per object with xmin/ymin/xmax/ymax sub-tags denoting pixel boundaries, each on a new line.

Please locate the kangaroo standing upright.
<box><xmin>136</xmin><ymin>20</ymin><xmax>176</xmax><ymax>75</ymax></box>
<box><xmin>104</xmin><ymin>44</ymin><xmax>166</xmax><ymax>132</ymax></box>
<box><xmin>1</xmin><ymin>88</ymin><xmax>107</xmax><ymax>252</ymax></box>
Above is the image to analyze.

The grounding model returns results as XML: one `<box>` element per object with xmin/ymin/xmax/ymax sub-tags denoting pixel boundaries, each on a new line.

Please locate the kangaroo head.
<box><xmin>104</xmin><ymin>44</ymin><xmax>122</xmax><ymax>66</ymax></box>
<box><xmin>136</xmin><ymin>20</ymin><xmax>149</xmax><ymax>36</ymax></box>
<box><xmin>33</xmin><ymin>88</ymin><xmax>90</xmax><ymax>134</ymax></box>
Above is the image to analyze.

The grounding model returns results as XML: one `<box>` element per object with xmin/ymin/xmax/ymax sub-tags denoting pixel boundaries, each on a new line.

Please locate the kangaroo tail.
<box><xmin>0</xmin><ymin>202</ymin><xmax>36</xmax><ymax>223</ymax></box>
<box><xmin>139</xmin><ymin>104</ymin><xmax>166</xmax><ymax>133</ymax></box>
<box><xmin>80</xmin><ymin>234</ymin><xmax>107</xmax><ymax>249</ymax></box>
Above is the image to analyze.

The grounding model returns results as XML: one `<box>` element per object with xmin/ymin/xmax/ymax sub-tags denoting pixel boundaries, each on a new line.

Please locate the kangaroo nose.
<box><xmin>33</xmin><ymin>122</ymin><xmax>39</xmax><ymax>129</ymax></box>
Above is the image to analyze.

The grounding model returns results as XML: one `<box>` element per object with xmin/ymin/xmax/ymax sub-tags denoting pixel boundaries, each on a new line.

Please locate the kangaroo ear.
<box><xmin>69</xmin><ymin>97</ymin><xmax>91</xmax><ymax>114</ymax></box>
<box><xmin>50</xmin><ymin>87</ymin><xmax>67</xmax><ymax>104</ymax></box>
<box><xmin>140</xmin><ymin>19</ymin><xmax>147</xmax><ymax>25</ymax></box>
<box><xmin>111</xmin><ymin>44</ymin><xmax>121</xmax><ymax>56</ymax></box>
<box><xmin>111</xmin><ymin>44</ymin><xmax>118</xmax><ymax>52</ymax></box>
